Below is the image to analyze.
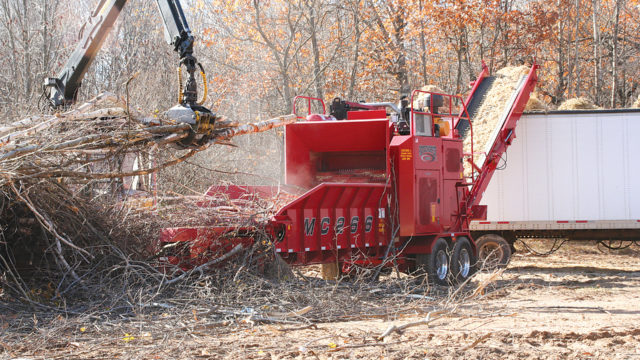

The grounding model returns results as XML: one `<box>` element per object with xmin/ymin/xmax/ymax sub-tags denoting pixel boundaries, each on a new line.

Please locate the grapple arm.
<box><xmin>44</xmin><ymin>0</ymin><xmax>128</xmax><ymax>107</ymax></box>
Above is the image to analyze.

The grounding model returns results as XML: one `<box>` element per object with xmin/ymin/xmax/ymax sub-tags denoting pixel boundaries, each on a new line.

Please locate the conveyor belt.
<box><xmin>456</xmin><ymin>76</ymin><xmax>496</xmax><ymax>139</ymax></box>
<box><xmin>464</xmin><ymin>74</ymin><xmax>528</xmax><ymax>175</ymax></box>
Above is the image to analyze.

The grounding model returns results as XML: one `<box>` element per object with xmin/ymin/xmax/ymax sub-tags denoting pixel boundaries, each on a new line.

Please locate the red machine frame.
<box><xmin>158</xmin><ymin>63</ymin><xmax>539</xmax><ymax>282</ymax></box>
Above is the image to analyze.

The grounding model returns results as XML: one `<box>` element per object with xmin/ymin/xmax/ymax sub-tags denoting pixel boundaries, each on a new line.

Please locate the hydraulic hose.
<box><xmin>177</xmin><ymin>66</ymin><xmax>183</xmax><ymax>104</ymax></box>
<box><xmin>197</xmin><ymin>63</ymin><xmax>207</xmax><ymax>106</ymax></box>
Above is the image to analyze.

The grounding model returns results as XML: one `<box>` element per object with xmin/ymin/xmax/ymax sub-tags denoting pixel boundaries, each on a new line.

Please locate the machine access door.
<box><xmin>412</xmin><ymin>137</ymin><xmax>444</xmax><ymax>234</ymax></box>
<box><xmin>414</xmin><ymin>170</ymin><xmax>443</xmax><ymax>234</ymax></box>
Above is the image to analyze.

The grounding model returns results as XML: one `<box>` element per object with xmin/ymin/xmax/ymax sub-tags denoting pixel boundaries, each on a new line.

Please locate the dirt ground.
<box><xmin>2</xmin><ymin>240</ymin><xmax>639</xmax><ymax>359</ymax></box>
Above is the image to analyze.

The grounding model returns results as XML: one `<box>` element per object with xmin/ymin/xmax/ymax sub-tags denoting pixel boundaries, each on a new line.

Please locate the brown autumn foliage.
<box><xmin>1</xmin><ymin>0</ymin><xmax>638</xmax><ymax>123</ymax></box>
<box><xmin>200</xmin><ymin>0</ymin><xmax>640</xmax><ymax>114</ymax></box>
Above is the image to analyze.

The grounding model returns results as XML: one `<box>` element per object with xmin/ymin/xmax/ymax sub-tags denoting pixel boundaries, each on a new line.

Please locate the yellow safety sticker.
<box><xmin>431</xmin><ymin>203</ymin><xmax>437</xmax><ymax>223</ymax></box>
<box><xmin>400</xmin><ymin>148</ymin><xmax>412</xmax><ymax>161</ymax></box>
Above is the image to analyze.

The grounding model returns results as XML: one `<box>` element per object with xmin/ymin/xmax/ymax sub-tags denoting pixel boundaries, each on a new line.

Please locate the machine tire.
<box><xmin>450</xmin><ymin>237</ymin><xmax>476</xmax><ymax>284</ymax></box>
<box><xmin>425</xmin><ymin>238</ymin><xmax>450</xmax><ymax>286</ymax></box>
<box><xmin>475</xmin><ymin>234</ymin><xmax>511</xmax><ymax>270</ymax></box>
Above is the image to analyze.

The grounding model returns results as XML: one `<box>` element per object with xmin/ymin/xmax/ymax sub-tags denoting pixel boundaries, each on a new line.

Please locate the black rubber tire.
<box><xmin>475</xmin><ymin>234</ymin><xmax>511</xmax><ymax>270</ymax></box>
<box><xmin>426</xmin><ymin>238</ymin><xmax>450</xmax><ymax>286</ymax></box>
<box><xmin>450</xmin><ymin>237</ymin><xmax>476</xmax><ymax>284</ymax></box>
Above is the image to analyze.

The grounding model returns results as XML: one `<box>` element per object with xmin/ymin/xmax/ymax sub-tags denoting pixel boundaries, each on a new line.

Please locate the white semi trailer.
<box><xmin>470</xmin><ymin>109</ymin><xmax>640</xmax><ymax>263</ymax></box>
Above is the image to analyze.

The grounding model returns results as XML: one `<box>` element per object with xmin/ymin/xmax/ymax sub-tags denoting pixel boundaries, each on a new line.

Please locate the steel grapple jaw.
<box><xmin>165</xmin><ymin>103</ymin><xmax>217</xmax><ymax>148</ymax></box>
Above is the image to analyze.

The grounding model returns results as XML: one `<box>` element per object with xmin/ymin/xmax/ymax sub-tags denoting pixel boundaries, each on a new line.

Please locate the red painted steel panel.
<box><xmin>414</xmin><ymin>137</ymin><xmax>442</xmax><ymax>171</ymax></box>
<box><xmin>347</xmin><ymin>109</ymin><xmax>387</xmax><ymax>120</ymax></box>
<box><xmin>285</xmin><ymin>119</ymin><xmax>389</xmax><ymax>189</ymax></box>
<box><xmin>442</xmin><ymin>179</ymin><xmax>462</xmax><ymax>227</ymax></box>
<box><xmin>392</xmin><ymin>135</ymin><xmax>416</xmax><ymax>237</ymax></box>
<box><xmin>272</xmin><ymin>183</ymin><xmax>389</xmax><ymax>265</ymax></box>
<box><xmin>442</xmin><ymin>140</ymin><xmax>463</xmax><ymax>180</ymax></box>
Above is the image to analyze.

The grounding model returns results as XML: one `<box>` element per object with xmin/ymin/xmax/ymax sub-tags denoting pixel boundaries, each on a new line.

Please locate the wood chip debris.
<box><xmin>412</xmin><ymin>85</ymin><xmax>445</xmax><ymax>109</ymax></box>
<box><xmin>524</xmin><ymin>92</ymin><xmax>547</xmax><ymax>112</ymax></box>
<box><xmin>463</xmin><ymin>65</ymin><xmax>529</xmax><ymax>177</ymax></box>
<box><xmin>557</xmin><ymin>97</ymin><xmax>600</xmax><ymax>110</ymax></box>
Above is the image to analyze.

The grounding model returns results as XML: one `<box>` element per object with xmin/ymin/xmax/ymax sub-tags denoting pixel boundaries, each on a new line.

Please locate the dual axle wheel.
<box><xmin>320</xmin><ymin>234</ymin><xmax>512</xmax><ymax>284</ymax></box>
<box><xmin>417</xmin><ymin>234</ymin><xmax>511</xmax><ymax>286</ymax></box>
<box><xmin>416</xmin><ymin>237</ymin><xmax>476</xmax><ymax>286</ymax></box>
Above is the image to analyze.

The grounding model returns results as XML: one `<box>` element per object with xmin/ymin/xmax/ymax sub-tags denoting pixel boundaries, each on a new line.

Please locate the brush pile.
<box><xmin>157</xmin><ymin>186</ymin><xmax>299</xmax><ymax>230</ymax></box>
<box><xmin>0</xmin><ymin>93</ymin><xmax>295</xmax><ymax>301</ymax></box>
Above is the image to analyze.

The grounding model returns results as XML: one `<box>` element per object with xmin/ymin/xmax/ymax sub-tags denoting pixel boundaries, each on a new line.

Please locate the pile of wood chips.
<box><xmin>412</xmin><ymin>85</ymin><xmax>445</xmax><ymax>109</ymax></box>
<box><xmin>558</xmin><ymin>97</ymin><xmax>600</xmax><ymax>110</ymax></box>
<box><xmin>462</xmin><ymin>65</ymin><xmax>529</xmax><ymax>177</ymax></box>
<box><xmin>524</xmin><ymin>92</ymin><xmax>548</xmax><ymax>111</ymax></box>
<box><xmin>632</xmin><ymin>94</ymin><xmax>640</xmax><ymax>108</ymax></box>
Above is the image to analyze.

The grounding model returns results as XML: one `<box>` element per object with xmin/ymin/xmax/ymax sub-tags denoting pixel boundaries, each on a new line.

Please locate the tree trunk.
<box><xmin>393</xmin><ymin>11</ymin><xmax>409</xmax><ymax>96</ymax></box>
<box><xmin>555</xmin><ymin>0</ymin><xmax>567</xmax><ymax>104</ymax></box>
<box><xmin>348</xmin><ymin>8</ymin><xmax>361</xmax><ymax>100</ymax></box>
<box><xmin>21</xmin><ymin>0</ymin><xmax>32</xmax><ymax>100</ymax></box>
<box><xmin>592</xmin><ymin>0</ymin><xmax>601</xmax><ymax>106</ymax></box>
<box><xmin>308</xmin><ymin>5</ymin><xmax>324</xmax><ymax>100</ymax></box>
<box><xmin>610</xmin><ymin>0</ymin><xmax>621</xmax><ymax>108</ymax></box>
<box><xmin>418</xmin><ymin>0</ymin><xmax>428</xmax><ymax>85</ymax></box>
<box><xmin>568</xmin><ymin>0</ymin><xmax>580</xmax><ymax>97</ymax></box>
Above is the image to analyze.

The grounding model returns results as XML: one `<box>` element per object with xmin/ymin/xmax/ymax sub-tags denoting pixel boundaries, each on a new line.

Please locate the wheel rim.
<box><xmin>459</xmin><ymin>248</ymin><xmax>471</xmax><ymax>278</ymax></box>
<box><xmin>436</xmin><ymin>249</ymin><xmax>448</xmax><ymax>280</ymax></box>
<box><xmin>478</xmin><ymin>242</ymin><xmax>503</xmax><ymax>268</ymax></box>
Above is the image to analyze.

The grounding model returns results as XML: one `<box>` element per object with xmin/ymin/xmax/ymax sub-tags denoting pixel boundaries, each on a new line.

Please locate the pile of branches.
<box><xmin>0</xmin><ymin>93</ymin><xmax>295</xmax><ymax>184</ymax></box>
<box><xmin>0</xmin><ymin>93</ymin><xmax>295</xmax><ymax>304</ymax></box>
<box><xmin>155</xmin><ymin>187</ymin><xmax>299</xmax><ymax>229</ymax></box>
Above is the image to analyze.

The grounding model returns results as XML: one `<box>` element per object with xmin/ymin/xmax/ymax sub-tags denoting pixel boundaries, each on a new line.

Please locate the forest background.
<box><xmin>1</xmin><ymin>0</ymin><xmax>638</xmax><ymax>189</ymax></box>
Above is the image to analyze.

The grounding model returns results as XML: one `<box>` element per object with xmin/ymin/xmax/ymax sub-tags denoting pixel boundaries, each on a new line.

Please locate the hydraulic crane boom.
<box><xmin>44</xmin><ymin>0</ymin><xmax>215</xmax><ymax>144</ymax></box>
<box><xmin>44</xmin><ymin>0</ymin><xmax>127</xmax><ymax>107</ymax></box>
<box><xmin>155</xmin><ymin>0</ymin><xmax>200</xmax><ymax>105</ymax></box>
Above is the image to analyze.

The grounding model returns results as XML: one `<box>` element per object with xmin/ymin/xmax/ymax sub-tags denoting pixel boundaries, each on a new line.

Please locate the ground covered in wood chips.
<box><xmin>1</xmin><ymin>240</ymin><xmax>639</xmax><ymax>359</ymax></box>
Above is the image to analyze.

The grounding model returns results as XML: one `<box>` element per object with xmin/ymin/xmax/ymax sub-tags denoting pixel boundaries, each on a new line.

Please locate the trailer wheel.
<box><xmin>450</xmin><ymin>237</ymin><xmax>476</xmax><ymax>283</ymax></box>
<box><xmin>418</xmin><ymin>238</ymin><xmax>450</xmax><ymax>286</ymax></box>
<box><xmin>476</xmin><ymin>234</ymin><xmax>511</xmax><ymax>270</ymax></box>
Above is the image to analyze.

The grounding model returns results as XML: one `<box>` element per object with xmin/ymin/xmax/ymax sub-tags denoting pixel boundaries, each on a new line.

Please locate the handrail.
<box><xmin>409</xmin><ymin>90</ymin><xmax>471</xmax><ymax>139</ymax></box>
<box><xmin>293</xmin><ymin>96</ymin><xmax>326</xmax><ymax>120</ymax></box>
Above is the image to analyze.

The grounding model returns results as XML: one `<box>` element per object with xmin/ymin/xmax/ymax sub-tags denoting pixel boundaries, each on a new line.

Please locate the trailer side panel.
<box><xmin>471</xmin><ymin>110</ymin><xmax>640</xmax><ymax>234</ymax></box>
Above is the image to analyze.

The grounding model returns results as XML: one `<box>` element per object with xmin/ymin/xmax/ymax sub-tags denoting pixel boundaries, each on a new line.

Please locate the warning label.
<box><xmin>400</xmin><ymin>149</ymin><xmax>412</xmax><ymax>161</ymax></box>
